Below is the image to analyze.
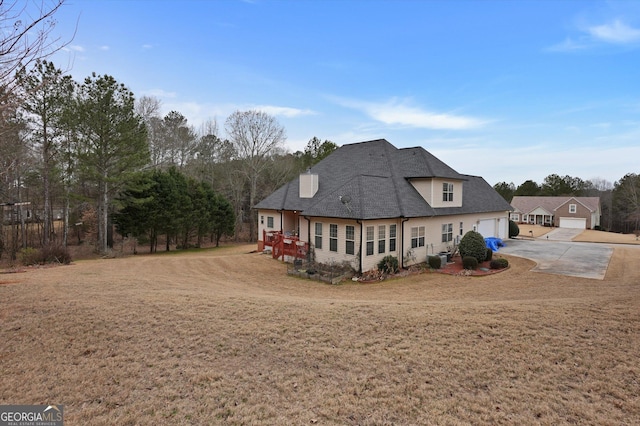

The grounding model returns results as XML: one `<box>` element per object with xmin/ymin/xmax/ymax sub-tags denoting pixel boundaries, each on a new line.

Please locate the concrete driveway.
<box><xmin>499</xmin><ymin>238</ymin><xmax>613</xmax><ymax>280</ymax></box>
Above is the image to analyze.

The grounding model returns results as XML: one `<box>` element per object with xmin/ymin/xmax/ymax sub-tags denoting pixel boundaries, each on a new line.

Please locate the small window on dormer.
<box><xmin>442</xmin><ymin>182</ymin><xmax>454</xmax><ymax>202</ymax></box>
<box><xmin>569</xmin><ymin>204</ymin><xmax>577</xmax><ymax>214</ymax></box>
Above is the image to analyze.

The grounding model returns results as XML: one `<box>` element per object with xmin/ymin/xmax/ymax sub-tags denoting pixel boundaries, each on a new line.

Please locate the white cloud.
<box><xmin>588</xmin><ymin>20</ymin><xmax>640</xmax><ymax>44</ymax></box>
<box><xmin>142</xmin><ymin>44</ymin><xmax>153</xmax><ymax>49</ymax></box>
<box><xmin>63</xmin><ymin>45</ymin><xmax>85</xmax><ymax>52</ymax></box>
<box><xmin>548</xmin><ymin>19</ymin><xmax>640</xmax><ymax>52</ymax></box>
<box><xmin>331</xmin><ymin>97</ymin><xmax>487</xmax><ymax>130</ymax></box>
<box><xmin>143</xmin><ymin>88</ymin><xmax>177</xmax><ymax>98</ymax></box>
<box><xmin>100</xmin><ymin>45</ymin><xmax>109</xmax><ymax>51</ymax></box>
<box><xmin>253</xmin><ymin>105</ymin><xmax>316</xmax><ymax>118</ymax></box>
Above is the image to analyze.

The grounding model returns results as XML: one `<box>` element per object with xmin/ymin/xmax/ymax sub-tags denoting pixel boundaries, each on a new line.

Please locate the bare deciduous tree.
<box><xmin>225</xmin><ymin>110</ymin><xmax>285</xmax><ymax>241</ymax></box>
<box><xmin>0</xmin><ymin>1</ymin><xmax>71</xmax><ymax>110</ymax></box>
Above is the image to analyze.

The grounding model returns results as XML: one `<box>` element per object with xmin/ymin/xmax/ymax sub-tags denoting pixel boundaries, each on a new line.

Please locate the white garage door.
<box><xmin>559</xmin><ymin>217</ymin><xmax>586</xmax><ymax>229</ymax></box>
<box><xmin>477</xmin><ymin>219</ymin><xmax>496</xmax><ymax>238</ymax></box>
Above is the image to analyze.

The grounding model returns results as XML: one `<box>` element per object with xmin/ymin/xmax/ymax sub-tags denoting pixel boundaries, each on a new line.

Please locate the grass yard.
<box><xmin>1</xmin><ymin>243</ymin><xmax>639</xmax><ymax>425</ymax></box>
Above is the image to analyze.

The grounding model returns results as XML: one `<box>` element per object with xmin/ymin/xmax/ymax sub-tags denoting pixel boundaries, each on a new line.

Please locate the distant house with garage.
<box><xmin>254</xmin><ymin>139</ymin><xmax>512</xmax><ymax>273</ymax></box>
<box><xmin>510</xmin><ymin>196</ymin><xmax>601</xmax><ymax>229</ymax></box>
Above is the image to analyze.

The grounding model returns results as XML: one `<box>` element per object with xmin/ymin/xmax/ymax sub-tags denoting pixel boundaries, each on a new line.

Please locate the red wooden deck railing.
<box><xmin>263</xmin><ymin>230</ymin><xmax>308</xmax><ymax>261</ymax></box>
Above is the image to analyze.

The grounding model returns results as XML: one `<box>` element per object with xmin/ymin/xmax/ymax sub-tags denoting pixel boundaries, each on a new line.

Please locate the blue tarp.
<box><xmin>485</xmin><ymin>237</ymin><xmax>504</xmax><ymax>252</ymax></box>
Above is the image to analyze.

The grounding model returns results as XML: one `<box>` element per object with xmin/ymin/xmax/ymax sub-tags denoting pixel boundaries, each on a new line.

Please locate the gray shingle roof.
<box><xmin>255</xmin><ymin>139</ymin><xmax>512</xmax><ymax>219</ymax></box>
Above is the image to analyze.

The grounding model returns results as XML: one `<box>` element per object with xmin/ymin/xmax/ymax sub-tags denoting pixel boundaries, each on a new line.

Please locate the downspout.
<box><xmin>400</xmin><ymin>217</ymin><xmax>409</xmax><ymax>269</ymax></box>
<box><xmin>279</xmin><ymin>210</ymin><xmax>284</xmax><ymax>233</ymax></box>
<box><xmin>357</xmin><ymin>219</ymin><xmax>363</xmax><ymax>273</ymax></box>
<box><xmin>303</xmin><ymin>215</ymin><xmax>311</xmax><ymax>262</ymax></box>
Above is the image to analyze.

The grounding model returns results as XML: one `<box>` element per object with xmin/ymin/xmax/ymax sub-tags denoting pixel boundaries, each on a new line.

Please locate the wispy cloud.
<box><xmin>548</xmin><ymin>18</ymin><xmax>640</xmax><ymax>52</ymax></box>
<box><xmin>143</xmin><ymin>88</ymin><xmax>177</xmax><ymax>98</ymax></box>
<box><xmin>253</xmin><ymin>105</ymin><xmax>316</xmax><ymax>118</ymax></box>
<box><xmin>588</xmin><ymin>19</ymin><xmax>640</xmax><ymax>43</ymax></box>
<box><xmin>330</xmin><ymin>97</ymin><xmax>487</xmax><ymax>130</ymax></box>
<box><xmin>63</xmin><ymin>44</ymin><xmax>85</xmax><ymax>52</ymax></box>
<box><xmin>142</xmin><ymin>44</ymin><xmax>153</xmax><ymax>49</ymax></box>
<box><xmin>100</xmin><ymin>45</ymin><xmax>109</xmax><ymax>51</ymax></box>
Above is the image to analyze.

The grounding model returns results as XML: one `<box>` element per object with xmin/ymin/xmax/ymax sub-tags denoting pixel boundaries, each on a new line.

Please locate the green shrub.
<box><xmin>19</xmin><ymin>245</ymin><xmax>72</xmax><ymax>266</ymax></box>
<box><xmin>377</xmin><ymin>255</ymin><xmax>399</xmax><ymax>274</ymax></box>
<box><xmin>427</xmin><ymin>255</ymin><xmax>441</xmax><ymax>269</ymax></box>
<box><xmin>19</xmin><ymin>247</ymin><xmax>40</xmax><ymax>266</ymax></box>
<box><xmin>490</xmin><ymin>258</ymin><xmax>509</xmax><ymax>269</ymax></box>
<box><xmin>509</xmin><ymin>220</ymin><xmax>520</xmax><ymax>238</ymax></box>
<box><xmin>485</xmin><ymin>248</ymin><xmax>493</xmax><ymax>262</ymax></box>
<box><xmin>462</xmin><ymin>256</ymin><xmax>478</xmax><ymax>270</ymax></box>
<box><xmin>459</xmin><ymin>230</ymin><xmax>487</xmax><ymax>263</ymax></box>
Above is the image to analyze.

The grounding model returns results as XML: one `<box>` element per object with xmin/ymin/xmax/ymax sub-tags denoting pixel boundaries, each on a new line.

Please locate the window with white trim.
<box><xmin>411</xmin><ymin>226</ymin><xmax>425</xmax><ymax>248</ymax></box>
<box><xmin>346</xmin><ymin>225</ymin><xmax>355</xmax><ymax>255</ymax></box>
<box><xmin>442</xmin><ymin>223</ymin><xmax>453</xmax><ymax>243</ymax></box>
<box><xmin>329</xmin><ymin>224</ymin><xmax>338</xmax><ymax>252</ymax></box>
<box><xmin>378</xmin><ymin>225</ymin><xmax>386</xmax><ymax>254</ymax></box>
<box><xmin>267</xmin><ymin>216</ymin><xmax>274</xmax><ymax>228</ymax></box>
<box><xmin>314</xmin><ymin>222</ymin><xmax>322</xmax><ymax>250</ymax></box>
<box><xmin>389</xmin><ymin>224</ymin><xmax>397</xmax><ymax>252</ymax></box>
<box><xmin>442</xmin><ymin>182</ymin><xmax>454</xmax><ymax>202</ymax></box>
<box><xmin>569</xmin><ymin>204</ymin><xmax>577</xmax><ymax>214</ymax></box>
<box><xmin>459</xmin><ymin>221</ymin><xmax>464</xmax><ymax>236</ymax></box>
<box><xmin>366</xmin><ymin>226</ymin><xmax>375</xmax><ymax>256</ymax></box>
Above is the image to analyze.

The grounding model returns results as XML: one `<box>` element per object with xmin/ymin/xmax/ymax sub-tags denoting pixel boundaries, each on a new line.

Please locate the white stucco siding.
<box><xmin>311</xmin><ymin>218</ymin><xmax>361</xmax><ymax>270</ymax></box>
<box><xmin>359</xmin><ymin>219</ymin><xmax>401</xmax><ymax>272</ymax></box>
<box><xmin>257</xmin><ymin>209</ymin><xmax>282</xmax><ymax>241</ymax></box>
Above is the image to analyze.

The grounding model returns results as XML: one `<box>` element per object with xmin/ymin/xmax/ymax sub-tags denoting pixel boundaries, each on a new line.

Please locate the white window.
<box><xmin>411</xmin><ymin>226</ymin><xmax>425</xmax><ymax>248</ymax></box>
<box><xmin>366</xmin><ymin>226</ymin><xmax>375</xmax><ymax>256</ymax></box>
<box><xmin>378</xmin><ymin>225</ymin><xmax>386</xmax><ymax>254</ymax></box>
<box><xmin>329</xmin><ymin>224</ymin><xmax>338</xmax><ymax>252</ymax></box>
<box><xmin>346</xmin><ymin>225</ymin><xmax>355</xmax><ymax>255</ymax></box>
<box><xmin>267</xmin><ymin>216</ymin><xmax>274</xmax><ymax>228</ymax></box>
<box><xmin>459</xmin><ymin>221</ymin><xmax>464</xmax><ymax>236</ymax></box>
<box><xmin>569</xmin><ymin>204</ymin><xmax>577</xmax><ymax>214</ymax></box>
<box><xmin>442</xmin><ymin>182</ymin><xmax>454</xmax><ymax>202</ymax></box>
<box><xmin>389</xmin><ymin>224</ymin><xmax>397</xmax><ymax>252</ymax></box>
<box><xmin>315</xmin><ymin>223</ymin><xmax>322</xmax><ymax>250</ymax></box>
<box><xmin>442</xmin><ymin>223</ymin><xmax>453</xmax><ymax>243</ymax></box>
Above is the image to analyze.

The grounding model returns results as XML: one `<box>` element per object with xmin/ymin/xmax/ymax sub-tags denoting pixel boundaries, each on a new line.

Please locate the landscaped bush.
<box><xmin>377</xmin><ymin>255</ymin><xmax>399</xmax><ymax>274</ymax></box>
<box><xmin>485</xmin><ymin>248</ymin><xmax>493</xmax><ymax>262</ymax></box>
<box><xmin>427</xmin><ymin>255</ymin><xmax>441</xmax><ymax>269</ymax></box>
<box><xmin>459</xmin><ymin>230</ymin><xmax>487</xmax><ymax>263</ymax></box>
<box><xmin>490</xmin><ymin>258</ymin><xmax>509</xmax><ymax>269</ymax></box>
<box><xmin>462</xmin><ymin>256</ymin><xmax>478</xmax><ymax>270</ymax></box>
<box><xmin>509</xmin><ymin>220</ymin><xmax>520</xmax><ymax>238</ymax></box>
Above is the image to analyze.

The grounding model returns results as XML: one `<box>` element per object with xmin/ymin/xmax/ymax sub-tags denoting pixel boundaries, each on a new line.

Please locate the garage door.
<box><xmin>477</xmin><ymin>219</ymin><xmax>496</xmax><ymax>238</ymax></box>
<box><xmin>559</xmin><ymin>217</ymin><xmax>586</xmax><ymax>229</ymax></box>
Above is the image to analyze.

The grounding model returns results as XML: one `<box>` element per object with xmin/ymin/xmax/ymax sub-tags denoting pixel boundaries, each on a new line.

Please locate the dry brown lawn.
<box><xmin>1</xmin><ymin>243</ymin><xmax>639</xmax><ymax>425</ymax></box>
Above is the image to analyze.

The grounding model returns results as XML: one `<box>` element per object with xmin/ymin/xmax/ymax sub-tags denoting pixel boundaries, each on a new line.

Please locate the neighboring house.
<box><xmin>510</xmin><ymin>196</ymin><xmax>601</xmax><ymax>229</ymax></box>
<box><xmin>255</xmin><ymin>139</ymin><xmax>513</xmax><ymax>272</ymax></box>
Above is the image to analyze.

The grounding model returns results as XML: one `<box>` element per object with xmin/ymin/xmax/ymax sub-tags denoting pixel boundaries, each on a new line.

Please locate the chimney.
<box><xmin>299</xmin><ymin>172</ymin><xmax>318</xmax><ymax>198</ymax></box>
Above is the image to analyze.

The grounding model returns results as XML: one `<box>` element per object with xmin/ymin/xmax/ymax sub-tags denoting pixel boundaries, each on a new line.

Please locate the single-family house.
<box><xmin>510</xmin><ymin>196</ymin><xmax>601</xmax><ymax>229</ymax></box>
<box><xmin>255</xmin><ymin>139</ymin><xmax>513</xmax><ymax>272</ymax></box>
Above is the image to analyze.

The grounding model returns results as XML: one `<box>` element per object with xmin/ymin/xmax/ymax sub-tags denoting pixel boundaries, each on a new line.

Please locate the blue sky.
<box><xmin>50</xmin><ymin>0</ymin><xmax>640</xmax><ymax>186</ymax></box>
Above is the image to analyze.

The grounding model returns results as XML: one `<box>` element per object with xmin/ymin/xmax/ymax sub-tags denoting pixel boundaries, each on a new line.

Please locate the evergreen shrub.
<box><xmin>459</xmin><ymin>230</ymin><xmax>487</xmax><ymax>263</ymax></box>
<box><xmin>490</xmin><ymin>258</ymin><xmax>509</xmax><ymax>269</ymax></box>
<box><xmin>509</xmin><ymin>220</ymin><xmax>520</xmax><ymax>238</ymax></box>
<box><xmin>427</xmin><ymin>255</ymin><xmax>441</xmax><ymax>269</ymax></box>
<box><xmin>462</xmin><ymin>256</ymin><xmax>478</xmax><ymax>270</ymax></box>
<box><xmin>377</xmin><ymin>255</ymin><xmax>399</xmax><ymax>274</ymax></box>
<box><xmin>485</xmin><ymin>248</ymin><xmax>493</xmax><ymax>262</ymax></box>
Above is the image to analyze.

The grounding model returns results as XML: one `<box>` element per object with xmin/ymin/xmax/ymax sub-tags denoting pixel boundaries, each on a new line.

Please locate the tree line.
<box><xmin>0</xmin><ymin>58</ymin><xmax>337</xmax><ymax>259</ymax></box>
<box><xmin>493</xmin><ymin>173</ymin><xmax>640</xmax><ymax>233</ymax></box>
